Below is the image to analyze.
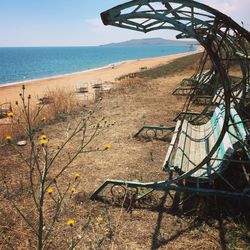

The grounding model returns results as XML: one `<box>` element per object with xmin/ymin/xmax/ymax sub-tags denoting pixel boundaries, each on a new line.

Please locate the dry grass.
<box><xmin>0</xmin><ymin>57</ymin><xmax>249</xmax><ymax>249</ymax></box>
<box><xmin>0</xmin><ymin>87</ymin><xmax>85</xmax><ymax>143</ymax></box>
<box><xmin>45</xmin><ymin>87</ymin><xmax>82</xmax><ymax>118</ymax></box>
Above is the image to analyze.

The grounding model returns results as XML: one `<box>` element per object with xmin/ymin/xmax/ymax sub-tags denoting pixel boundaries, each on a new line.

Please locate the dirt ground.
<box><xmin>0</xmin><ymin>66</ymin><xmax>249</xmax><ymax>249</ymax></box>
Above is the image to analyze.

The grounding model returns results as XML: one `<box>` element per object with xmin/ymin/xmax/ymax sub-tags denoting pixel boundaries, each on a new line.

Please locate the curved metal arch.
<box><xmin>100</xmin><ymin>0</ymin><xmax>250</xmax><ymax>183</ymax></box>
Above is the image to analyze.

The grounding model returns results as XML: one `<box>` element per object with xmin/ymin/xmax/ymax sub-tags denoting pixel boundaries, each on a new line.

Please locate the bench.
<box><xmin>235</xmin><ymin>51</ymin><xmax>250</xmax><ymax>60</ymax></box>
<box><xmin>163</xmin><ymin>105</ymin><xmax>249</xmax><ymax>181</ymax></box>
<box><xmin>173</xmin><ymin>70</ymin><xmax>215</xmax><ymax>96</ymax></box>
<box><xmin>172</xmin><ymin>87</ymin><xmax>196</xmax><ymax>96</ymax></box>
<box><xmin>91</xmin><ymin>104</ymin><xmax>250</xmax><ymax>200</ymax></box>
<box><xmin>0</xmin><ymin>102</ymin><xmax>12</xmax><ymax>119</ymax></box>
<box><xmin>180</xmin><ymin>69</ymin><xmax>215</xmax><ymax>86</ymax></box>
<box><xmin>76</xmin><ymin>82</ymin><xmax>88</xmax><ymax>93</ymax></box>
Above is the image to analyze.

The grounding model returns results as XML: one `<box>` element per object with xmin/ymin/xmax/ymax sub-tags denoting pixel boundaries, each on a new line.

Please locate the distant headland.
<box><xmin>100</xmin><ymin>37</ymin><xmax>197</xmax><ymax>47</ymax></box>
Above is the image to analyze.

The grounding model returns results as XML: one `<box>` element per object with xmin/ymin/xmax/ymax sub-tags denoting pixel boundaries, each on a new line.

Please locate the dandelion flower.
<box><xmin>47</xmin><ymin>187</ymin><xmax>53</xmax><ymax>195</ymax></box>
<box><xmin>96</xmin><ymin>216</ymin><xmax>105</xmax><ymax>223</ymax></box>
<box><xmin>40</xmin><ymin>135</ymin><xmax>47</xmax><ymax>145</ymax></box>
<box><xmin>67</xmin><ymin>219</ymin><xmax>75</xmax><ymax>227</ymax></box>
<box><xmin>71</xmin><ymin>187</ymin><xmax>76</xmax><ymax>193</ymax></box>
<box><xmin>74</xmin><ymin>173</ymin><xmax>80</xmax><ymax>179</ymax></box>
<box><xmin>104</xmin><ymin>144</ymin><xmax>111</xmax><ymax>150</ymax></box>
<box><xmin>40</xmin><ymin>139</ymin><xmax>47</xmax><ymax>146</ymax></box>
<box><xmin>41</xmin><ymin>135</ymin><xmax>47</xmax><ymax>140</ymax></box>
<box><xmin>7</xmin><ymin>111</ymin><xmax>14</xmax><ymax>118</ymax></box>
<box><xmin>5</xmin><ymin>136</ymin><xmax>12</xmax><ymax>143</ymax></box>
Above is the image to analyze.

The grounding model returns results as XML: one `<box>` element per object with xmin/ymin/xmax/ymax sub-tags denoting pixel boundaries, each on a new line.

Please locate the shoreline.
<box><xmin>0</xmin><ymin>60</ymin><xmax>126</xmax><ymax>88</ymax></box>
<box><xmin>0</xmin><ymin>49</ymin><xmax>201</xmax><ymax>103</ymax></box>
<box><xmin>0</xmin><ymin>48</ymin><xmax>198</xmax><ymax>88</ymax></box>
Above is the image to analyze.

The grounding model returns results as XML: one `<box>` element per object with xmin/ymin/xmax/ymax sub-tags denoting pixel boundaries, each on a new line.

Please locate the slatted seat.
<box><xmin>163</xmin><ymin>105</ymin><xmax>248</xmax><ymax>181</ymax></box>
<box><xmin>173</xmin><ymin>70</ymin><xmax>215</xmax><ymax>96</ymax></box>
<box><xmin>180</xmin><ymin>69</ymin><xmax>214</xmax><ymax>86</ymax></box>
<box><xmin>76</xmin><ymin>82</ymin><xmax>89</xmax><ymax>93</ymax></box>
<box><xmin>212</xmin><ymin>87</ymin><xmax>244</xmax><ymax>105</ymax></box>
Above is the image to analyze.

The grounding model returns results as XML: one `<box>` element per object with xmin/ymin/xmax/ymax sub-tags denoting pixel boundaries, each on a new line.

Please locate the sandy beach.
<box><xmin>0</xmin><ymin>50</ymin><xmax>200</xmax><ymax>103</ymax></box>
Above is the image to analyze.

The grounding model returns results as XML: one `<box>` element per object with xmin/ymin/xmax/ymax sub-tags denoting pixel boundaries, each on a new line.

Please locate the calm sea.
<box><xmin>0</xmin><ymin>45</ymin><xmax>195</xmax><ymax>85</ymax></box>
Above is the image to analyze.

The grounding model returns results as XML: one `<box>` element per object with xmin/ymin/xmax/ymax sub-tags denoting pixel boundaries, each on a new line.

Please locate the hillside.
<box><xmin>101</xmin><ymin>37</ymin><xmax>196</xmax><ymax>47</ymax></box>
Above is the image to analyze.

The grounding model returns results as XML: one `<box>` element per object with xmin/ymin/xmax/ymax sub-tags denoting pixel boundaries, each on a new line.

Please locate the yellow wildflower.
<box><xmin>40</xmin><ymin>139</ymin><xmax>47</xmax><ymax>146</ymax></box>
<box><xmin>96</xmin><ymin>216</ymin><xmax>105</xmax><ymax>223</ymax></box>
<box><xmin>7</xmin><ymin>111</ymin><xmax>14</xmax><ymax>118</ymax></box>
<box><xmin>74</xmin><ymin>173</ymin><xmax>80</xmax><ymax>179</ymax></box>
<box><xmin>104</xmin><ymin>143</ymin><xmax>111</xmax><ymax>150</ymax></box>
<box><xmin>40</xmin><ymin>135</ymin><xmax>47</xmax><ymax>145</ymax></box>
<box><xmin>41</xmin><ymin>135</ymin><xmax>46</xmax><ymax>140</ymax></box>
<box><xmin>5</xmin><ymin>136</ymin><xmax>12</xmax><ymax>143</ymax></box>
<box><xmin>71</xmin><ymin>187</ymin><xmax>76</xmax><ymax>193</ymax></box>
<box><xmin>67</xmin><ymin>219</ymin><xmax>75</xmax><ymax>227</ymax></box>
<box><xmin>47</xmin><ymin>187</ymin><xmax>53</xmax><ymax>195</ymax></box>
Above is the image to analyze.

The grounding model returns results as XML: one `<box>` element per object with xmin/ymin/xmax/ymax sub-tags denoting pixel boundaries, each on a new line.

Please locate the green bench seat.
<box><xmin>163</xmin><ymin>105</ymin><xmax>248</xmax><ymax>180</ymax></box>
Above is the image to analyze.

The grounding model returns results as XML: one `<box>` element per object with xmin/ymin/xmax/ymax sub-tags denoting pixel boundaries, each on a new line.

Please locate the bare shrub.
<box><xmin>1</xmin><ymin>85</ymin><xmax>111</xmax><ymax>249</ymax></box>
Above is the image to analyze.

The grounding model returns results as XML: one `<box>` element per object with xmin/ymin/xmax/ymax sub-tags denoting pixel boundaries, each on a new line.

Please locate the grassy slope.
<box><xmin>0</xmin><ymin>53</ymin><xmax>249</xmax><ymax>249</ymax></box>
<box><xmin>134</xmin><ymin>53</ymin><xmax>202</xmax><ymax>79</ymax></box>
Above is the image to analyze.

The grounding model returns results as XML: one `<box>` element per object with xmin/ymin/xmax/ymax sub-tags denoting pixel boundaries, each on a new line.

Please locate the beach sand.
<box><xmin>0</xmin><ymin>50</ymin><xmax>200</xmax><ymax>103</ymax></box>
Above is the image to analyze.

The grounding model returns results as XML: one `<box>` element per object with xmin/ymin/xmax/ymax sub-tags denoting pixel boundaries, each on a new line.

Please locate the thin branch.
<box><xmin>5</xmin><ymin>183</ymin><xmax>37</xmax><ymax>235</ymax></box>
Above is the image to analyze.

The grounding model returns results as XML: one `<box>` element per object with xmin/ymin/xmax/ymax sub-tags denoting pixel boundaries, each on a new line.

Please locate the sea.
<box><xmin>0</xmin><ymin>45</ymin><xmax>196</xmax><ymax>86</ymax></box>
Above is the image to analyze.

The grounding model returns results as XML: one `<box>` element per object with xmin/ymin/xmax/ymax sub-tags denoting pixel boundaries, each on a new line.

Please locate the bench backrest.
<box><xmin>164</xmin><ymin>105</ymin><xmax>249</xmax><ymax>180</ymax></box>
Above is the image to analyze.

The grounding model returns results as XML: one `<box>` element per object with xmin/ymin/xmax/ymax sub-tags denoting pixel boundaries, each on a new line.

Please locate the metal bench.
<box><xmin>76</xmin><ymin>82</ymin><xmax>88</xmax><ymax>93</ymax></box>
<box><xmin>91</xmin><ymin>105</ymin><xmax>250</xmax><ymax>200</ymax></box>
<box><xmin>163</xmin><ymin>105</ymin><xmax>248</xmax><ymax>181</ymax></box>
<box><xmin>90</xmin><ymin>0</ymin><xmax>250</xmax><ymax>202</ymax></box>
<box><xmin>91</xmin><ymin>79</ymin><xmax>103</xmax><ymax>89</ymax></box>
<box><xmin>172</xmin><ymin>87</ymin><xmax>196</xmax><ymax>96</ymax></box>
<box><xmin>173</xmin><ymin>70</ymin><xmax>215</xmax><ymax>96</ymax></box>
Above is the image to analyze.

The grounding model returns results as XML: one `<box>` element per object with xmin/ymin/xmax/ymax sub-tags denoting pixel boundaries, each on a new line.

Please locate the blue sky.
<box><xmin>0</xmin><ymin>0</ymin><xmax>249</xmax><ymax>47</ymax></box>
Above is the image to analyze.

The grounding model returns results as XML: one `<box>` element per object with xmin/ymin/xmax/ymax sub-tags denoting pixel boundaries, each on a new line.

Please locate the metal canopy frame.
<box><xmin>91</xmin><ymin>0</ymin><xmax>250</xmax><ymax>201</ymax></box>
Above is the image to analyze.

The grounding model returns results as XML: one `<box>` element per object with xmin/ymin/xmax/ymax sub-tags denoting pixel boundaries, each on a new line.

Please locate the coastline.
<box><xmin>0</xmin><ymin>49</ymin><xmax>201</xmax><ymax>103</ymax></box>
<box><xmin>0</xmin><ymin>60</ymin><xmax>127</xmax><ymax>88</ymax></box>
<box><xmin>0</xmin><ymin>47</ymin><xmax>199</xmax><ymax>88</ymax></box>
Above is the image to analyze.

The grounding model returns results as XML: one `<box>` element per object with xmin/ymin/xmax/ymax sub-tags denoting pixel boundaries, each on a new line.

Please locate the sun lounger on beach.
<box><xmin>76</xmin><ymin>82</ymin><xmax>88</xmax><ymax>93</ymax></box>
<box><xmin>91</xmin><ymin>79</ymin><xmax>102</xmax><ymax>89</ymax></box>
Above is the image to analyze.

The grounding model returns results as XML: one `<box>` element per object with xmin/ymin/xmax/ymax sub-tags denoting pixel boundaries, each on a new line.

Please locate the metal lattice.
<box><xmin>91</xmin><ymin>0</ymin><xmax>250</xmax><ymax>201</ymax></box>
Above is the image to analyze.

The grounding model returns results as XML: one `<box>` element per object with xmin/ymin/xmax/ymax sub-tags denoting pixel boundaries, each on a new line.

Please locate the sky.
<box><xmin>0</xmin><ymin>0</ymin><xmax>249</xmax><ymax>47</ymax></box>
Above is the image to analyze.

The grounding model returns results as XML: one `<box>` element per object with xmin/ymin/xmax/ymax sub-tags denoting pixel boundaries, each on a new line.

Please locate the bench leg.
<box><xmin>134</xmin><ymin>126</ymin><xmax>175</xmax><ymax>138</ymax></box>
<box><xmin>91</xmin><ymin>179</ymin><xmax>250</xmax><ymax>200</ymax></box>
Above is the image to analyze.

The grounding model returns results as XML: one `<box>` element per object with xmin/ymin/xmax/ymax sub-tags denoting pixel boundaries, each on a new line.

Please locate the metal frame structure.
<box><xmin>91</xmin><ymin>0</ymin><xmax>250</xmax><ymax>201</ymax></box>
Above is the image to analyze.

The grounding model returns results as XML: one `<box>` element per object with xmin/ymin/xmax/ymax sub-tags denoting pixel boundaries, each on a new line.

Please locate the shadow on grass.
<box><xmin>149</xmin><ymin>193</ymin><xmax>250</xmax><ymax>250</ymax></box>
<box><xmin>92</xmin><ymin>188</ymin><xmax>250</xmax><ymax>250</ymax></box>
<box><xmin>90</xmin><ymin>160</ymin><xmax>250</xmax><ymax>249</ymax></box>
